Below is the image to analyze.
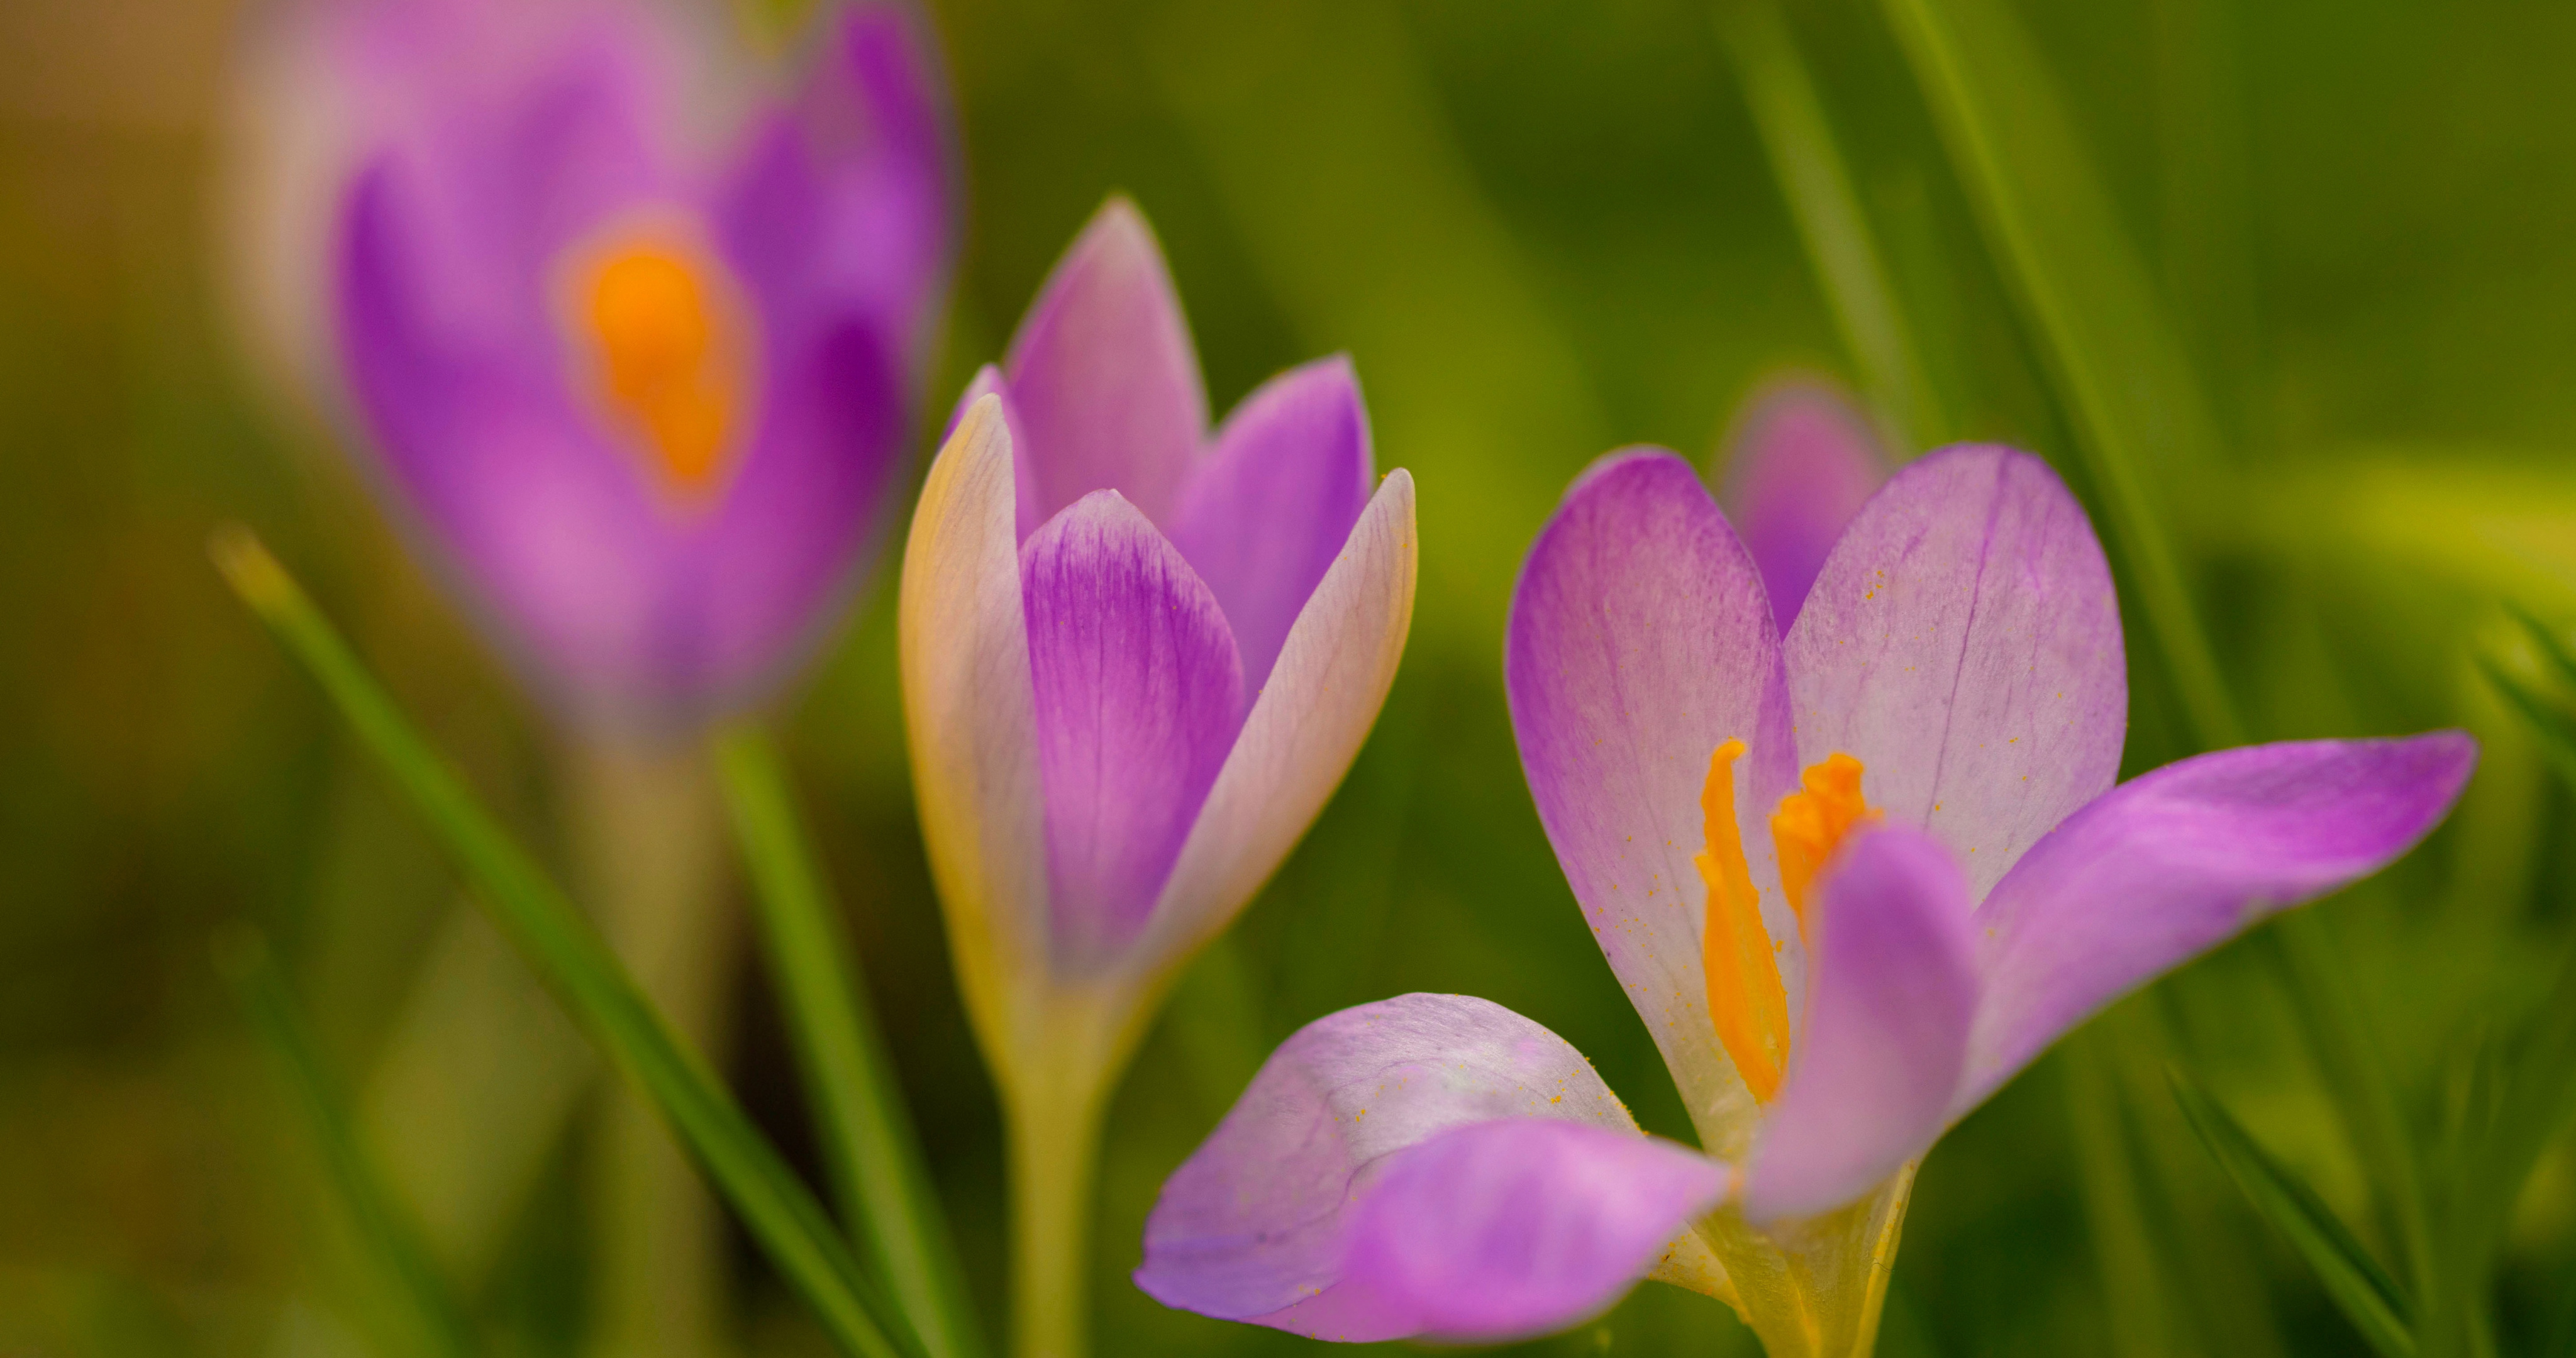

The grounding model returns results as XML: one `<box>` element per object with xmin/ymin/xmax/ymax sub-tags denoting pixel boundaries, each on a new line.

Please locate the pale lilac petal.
<box><xmin>898</xmin><ymin>397</ymin><xmax>1050</xmax><ymax>1051</ymax></box>
<box><xmin>1957</xmin><ymin>733</ymin><xmax>2477</xmax><ymax>1114</ymax></box>
<box><xmin>1785</xmin><ymin>445</ymin><xmax>2127</xmax><ymax>902</ymax></box>
<box><xmin>1505</xmin><ymin>450</ymin><xmax>1796</xmax><ymax>1149</ymax></box>
<box><xmin>1167</xmin><ymin>356</ymin><xmax>1374</xmax><ymax>692</ymax></box>
<box><xmin>1023</xmin><ymin>492</ymin><xmax>1245</xmax><ymax>969</ymax></box>
<box><xmin>1243</xmin><ymin>1120</ymin><xmax>1724</xmax><ymax>1344</ymax></box>
<box><xmin>1717</xmin><ymin>381</ymin><xmax>1888</xmax><ymax>629</ymax></box>
<box><xmin>1123</xmin><ymin>472</ymin><xmax>1413</xmax><ymax>981</ymax></box>
<box><xmin>1135</xmin><ymin>993</ymin><xmax>1714</xmax><ymax>1339</ymax></box>
<box><xmin>1743</xmin><ymin>826</ymin><xmax>1977</xmax><ymax>1222</ymax></box>
<box><xmin>942</xmin><ymin>364</ymin><xmax>1045</xmax><ymax>536</ymax></box>
<box><xmin>1003</xmin><ymin>198</ymin><xmax>1207</xmax><ymax>536</ymax></box>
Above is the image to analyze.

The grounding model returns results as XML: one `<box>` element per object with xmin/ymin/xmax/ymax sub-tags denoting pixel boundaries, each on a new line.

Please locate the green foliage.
<box><xmin>2172</xmin><ymin>1066</ymin><xmax>2416</xmax><ymax>1358</ymax></box>
<box><xmin>213</xmin><ymin>530</ymin><xmax>923</xmax><ymax>1358</ymax></box>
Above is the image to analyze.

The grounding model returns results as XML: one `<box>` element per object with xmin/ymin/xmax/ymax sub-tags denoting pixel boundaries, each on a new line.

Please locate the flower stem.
<box><xmin>1007</xmin><ymin>1078</ymin><xmax>1107</xmax><ymax>1358</ymax></box>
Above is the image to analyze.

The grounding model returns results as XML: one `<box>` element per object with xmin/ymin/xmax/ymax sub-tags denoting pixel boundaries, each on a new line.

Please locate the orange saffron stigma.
<box><xmin>1771</xmin><ymin>753</ymin><xmax>1882</xmax><ymax>945</ymax></box>
<box><xmin>579</xmin><ymin>238</ymin><xmax>743</xmax><ymax>498</ymax></box>
<box><xmin>1697</xmin><ymin>745</ymin><xmax>1880</xmax><ymax>1103</ymax></box>
<box><xmin>1697</xmin><ymin>740</ymin><xmax>1792</xmax><ymax>1103</ymax></box>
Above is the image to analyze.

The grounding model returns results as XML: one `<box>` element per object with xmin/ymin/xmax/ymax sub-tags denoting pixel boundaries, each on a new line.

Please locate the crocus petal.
<box><xmin>1136</xmin><ymin>993</ymin><xmax>1723</xmax><ymax>1341</ymax></box>
<box><xmin>1252</xmin><ymin>1120</ymin><xmax>1727</xmax><ymax>1344</ymax></box>
<box><xmin>717</xmin><ymin>4</ymin><xmax>955</xmax><ymax>390</ymax></box>
<box><xmin>1957</xmin><ymin>732</ymin><xmax>2477</xmax><ymax>1114</ymax></box>
<box><xmin>1003</xmin><ymin>197</ymin><xmax>1208</xmax><ymax>536</ymax></box>
<box><xmin>899</xmin><ymin>395</ymin><xmax>1050</xmax><ymax>1047</ymax></box>
<box><xmin>1742</xmin><ymin>826</ymin><xmax>1977</xmax><ymax>1222</ymax></box>
<box><xmin>1023</xmin><ymin>492</ymin><xmax>1245</xmax><ymax>970</ymax></box>
<box><xmin>1505</xmin><ymin>449</ymin><xmax>1795</xmax><ymax>1147</ymax></box>
<box><xmin>1167</xmin><ymin>356</ymin><xmax>1374</xmax><ymax>692</ymax></box>
<box><xmin>1130</xmin><ymin>469</ymin><xmax>1415</xmax><ymax>976</ymax></box>
<box><xmin>1785</xmin><ymin>445</ymin><xmax>2126</xmax><ymax>901</ymax></box>
<box><xmin>1717</xmin><ymin>381</ymin><xmax>1887</xmax><ymax>630</ymax></box>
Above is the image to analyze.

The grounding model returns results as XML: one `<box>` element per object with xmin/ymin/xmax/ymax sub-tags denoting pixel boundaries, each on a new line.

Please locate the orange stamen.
<box><xmin>1770</xmin><ymin>753</ymin><xmax>1882</xmax><ymax>944</ymax></box>
<box><xmin>577</xmin><ymin>237</ymin><xmax>744</xmax><ymax>499</ymax></box>
<box><xmin>1697</xmin><ymin>740</ymin><xmax>1792</xmax><ymax>1103</ymax></box>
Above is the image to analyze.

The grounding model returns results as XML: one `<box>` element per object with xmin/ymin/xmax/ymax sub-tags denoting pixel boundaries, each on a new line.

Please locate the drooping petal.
<box><xmin>1957</xmin><ymin>733</ymin><xmax>2477</xmax><ymax>1115</ymax></box>
<box><xmin>1743</xmin><ymin>826</ymin><xmax>1977</xmax><ymax>1222</ymax></box>
<box><xmin>1135</xmin><ymin>993</ymin><xmax>1724</xmax><ymax>1342</ymax></box>
<box><xmin>1785</xmin><ymin>445</ymin><xmax>2126</xmax><ymax>902</ymax></box>
<box><xmin>1003</xmin><ymin>197</ymin><xmax>1207</xmax><ymax>536</ymax></box>
<box><xmin>1249</xmin><ymin>1120</ymin><xmax>1726</xmax><ymax>1344</ymax></box>
<box><xmin>1128</xmin><ymin>470</ymin><xmax>1415</xmax><ymax>979</ymax></box>
<box><xmin>899</xmin><ymin>395</ymin><xmax>1050</xmax><ymax>1051</ymax></box>
<box><xmin>1505</xmin><ymin>449</ymin><xmax>1796</xmax><ymax>1151</ymax></box>
<box><xmin>1023</xmin><ymin>492</ymin><xmax>1245</xmax><ymax>969</ymax></box>
<box><xmin>1167</xmin><ymin>356</ymin><xmax>1374</xmax><ymax>692</ymax></box>
<box><xmin>1716</xmin><ymin>380</ymin><xmax>1887</xmax><ymax>630</ymax></box>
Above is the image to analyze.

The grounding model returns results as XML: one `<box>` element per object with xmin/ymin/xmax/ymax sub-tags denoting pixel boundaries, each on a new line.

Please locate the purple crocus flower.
<box><xmin>262</xmin><ymin>0</ymin><xmax>954</xmax><ymax>733</ymax></box>
<box><xmin>899</xmin><ymin>200</ymin><xmax>1416</xmax><ymax>1351</ymax></box>
<box><xmin>1137</xmin><ymin>443</ymin><xmax>2473</xmax><ymax>1352</ymax></box>
<box><xmin>1716</xmin><ymin>378</ymin><xmax>1887</xmax><ymax>630</ymax></box>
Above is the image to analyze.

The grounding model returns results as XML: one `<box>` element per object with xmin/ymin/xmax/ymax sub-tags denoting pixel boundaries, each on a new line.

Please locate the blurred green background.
<box><xmin>6</xmin><ymin>0</ymin><xmax>2576</xmax><ymax>1354</ymax></box>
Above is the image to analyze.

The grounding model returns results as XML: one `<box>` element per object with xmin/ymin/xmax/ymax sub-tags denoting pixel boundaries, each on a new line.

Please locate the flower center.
<box><xmin>572</xmin><ymin>230</ymin><xmax>748</xmax><ymax>504</ymax></box>
<box><xmin>1696</xmin><ymin>743</ymin><xmax>1881</xmax><ymax>1102</ymax></box>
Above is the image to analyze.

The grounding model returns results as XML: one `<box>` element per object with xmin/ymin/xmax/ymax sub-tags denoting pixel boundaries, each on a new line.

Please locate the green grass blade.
<box><xmin>1877</xmin><ymin>0</ymin><xmax>2237</xmax><ymax>751</ymax></box>
<box><xmin>713</xmin><ymin>727</ymin><xmax>985</xmax><ymax>1358</ymax></box>
<box><xmin>217</xmin><ymin>927</ymin><xmax>477</xmax><ymax>1358</ymax></box>
<box><xmin>211</xmin><ymin>527</ymin><xmax>920</xmax><ymax>1358</ymax></box>
<box><xmin>2506</xmin><ymin>602</ymin><xmax>2576</xmax><ymax>692</ymax></box>
<box><xmin>2170</xmin><ymin>1068</ymin><xmax>2417</xmax><ymax>1358</ymax></box>
<box><xmin>1874</xmin><ymin>0</ymin><xmax>2444</xmax><ymax>1312</ymax></box>
<box><xmin>2477</xmin><ymin>653</ymin><xmax>2576</xmax><ymax>789</ymax></box>
<box><xmin>1717</xmin><ymin>0</ymin><xmax>1948</xmax><ymax>451</ymax></box>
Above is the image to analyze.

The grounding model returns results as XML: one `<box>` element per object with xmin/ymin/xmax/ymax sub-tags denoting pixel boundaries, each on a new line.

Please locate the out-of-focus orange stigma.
<box><xmin>577</xmin><ymin>236</ymin><xmax>745</xmax><ymax>500</ymax></box>
<box><xmin>1697</xmin><ymin>739</ymin><xmax>1792</xmax><ymax>1103</ymax></box>
<box><xmin>1772</xmin><ymin>753</ymin><xmax>1880</xmax><ymax>944</ymax></box>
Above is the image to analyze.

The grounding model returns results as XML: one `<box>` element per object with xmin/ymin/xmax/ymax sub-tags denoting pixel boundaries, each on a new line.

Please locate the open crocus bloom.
<box><xmin>900</xmin><ymin>198</ymin><xmax>1416</xmax><ymax>1156</ymax></box>
<box><xmin>1138</xmin><ymin>444</ymin><xmax>2473</xmax><ymax>1354</ymax></box>
<box><xmin>290</xmin><ymin>0</ymin><xmax>952</xmax><ymax>732</ymax></box>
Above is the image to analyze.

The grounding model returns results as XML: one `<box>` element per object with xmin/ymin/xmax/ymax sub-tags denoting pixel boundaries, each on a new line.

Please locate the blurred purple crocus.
<box><xmin>1716</xmin><ymin>378</ymin><xmax>1887</xmax><ymax>630</ymax></box>
<box><xmin>900</xmin><ymin>200</ymin><xmax>1415</xmax><ymax>1355</ymax></box>
<box><xmin>1137</xmin><ymin>444</ymin><xmax>2473</xmax><ymax>1354</ymax></box>
<box><xmin>247</xmin><ymin>0</ymin><xmax>955</xmax><ymax>734</ymax></box>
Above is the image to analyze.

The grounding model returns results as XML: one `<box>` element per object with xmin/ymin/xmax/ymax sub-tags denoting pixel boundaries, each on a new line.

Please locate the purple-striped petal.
<box><xmin>1506</xmin><ymin>450</ymin><xmax>1795</xmax><ymax>1147</ymax></box>
<box><xmin>1003</xmin><ymin>198</ymin><xmax>1207</xmax><ymax>537</ymax></box>
<box><xmin>1022</xmin><ymin>492</ymin><xmax>1245</xmax><ymax>969</ymax></box>
<box><xmin>1717</xmin><ymin>381</ymin><xmax>1888</xmax><ymax>630</ymax></box>
<box><xmin>1785</xmin><ymin>446</ymin><xmax>2126</xmax><ymax>902</ymax></box>
<box><xmin>1127</xmin><ymin>470</ymin><xmax>1415</xmax><ymax>980</ymax></box>
<box><xmin>1957</xmin><ymin>733</ymin><xmax>2477</xmax><ymax>1114</ymax></box>
<box><xmin>1246</xmin><ymin>1120</ymin><xmax>1726</xmax><ymax>1344</ymax></box>
<box><xmin>1135</xmin><ymin>993</ymin><xmax>1719</xmax><ymax>1340</ymax></box>
<box><xmin>1167</xmin><ymin>356</ymin><xmax>1374</xmax><ymax>692</ymax></box>
<box><xmin>1743</xmin><ymin>825</ymin><xmax>1976</xmax><ymax>1222</ymax></box>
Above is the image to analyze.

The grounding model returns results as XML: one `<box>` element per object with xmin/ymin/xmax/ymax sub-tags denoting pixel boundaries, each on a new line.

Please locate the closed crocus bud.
<box><xmin>233</xmin><ymin>0</ymin><xmax>957</xmax><ymax>736</ymax></box>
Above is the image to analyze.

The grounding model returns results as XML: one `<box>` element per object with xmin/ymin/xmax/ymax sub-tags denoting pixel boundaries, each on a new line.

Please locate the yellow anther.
<box><xmin>1771</xmin><ymin>753</ymin><xmax>1881</xmax><ymax>944</ymax></box>
<box><xmin>576</xmin><ymin>235</ymin><xmax>745</xmax><ymax>499</ymax></box>
<box><xmin>1697</xmin><ymin>740</ymin><xmax>1792</xmax><ymax>1103</ymax></box>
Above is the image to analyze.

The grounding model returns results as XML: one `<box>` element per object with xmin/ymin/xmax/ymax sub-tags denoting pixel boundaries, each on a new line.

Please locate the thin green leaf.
<box><xmin>2169</xmin><ymin>1068</ymin><xmax>2417</xmax><ymax>1358</ymax></box>
<box><xmin>216</xmin><ymin>927</ymin><xmax>476</xmax><ymax>1358</ymax></box>
<box><xmin>1874</xmin><ymin>0</ymin><xmax>2442</xmax><ymax>1313</ymax></box>
<box><xmin>2475</xmin><ymin>653</ymin><xmax>2576</xmax><ymax>790</ymax></box>
<box><xmin>211</xmin><ymin>527</ymin><xmax>921</xmax><ymax>1358</ymax></box>
<box><xmin>713</xmin><ymin>727</ymin><xmax>984</xmax><ymax>1358</ymax></box>
<box><xmin>2506</xmin><ymin>601</ymin><xmax>2576</xmax><ymax>692</ymax></box>
<box><xmin>1877</xmin><ymin>0</ymin><xmax>2236</xmax><ymax>751</ymax></box>
<box><xmin>1716</xmin><ymin>0</ymin><xmax>1947</xmax><ymax>451</ymax></box>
